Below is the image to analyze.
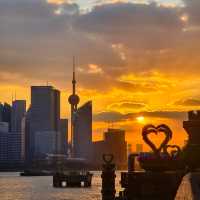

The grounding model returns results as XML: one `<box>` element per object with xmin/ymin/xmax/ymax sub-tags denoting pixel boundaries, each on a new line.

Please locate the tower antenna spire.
<box><xmin>72</xmin><ymin>56</ymin><xmax>76</xmax><ymax>95</ymax></box>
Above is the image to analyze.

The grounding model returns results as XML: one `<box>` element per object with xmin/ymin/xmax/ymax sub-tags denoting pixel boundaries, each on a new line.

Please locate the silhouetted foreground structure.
<box><xmin>92</xmin><ymin>129</ymin><xmax>127</xmax><ymax>169</ymax></box>
<box><xmin>52</xmin><ymin>157</ymin><xmax>93</xmax><ymax>188</ymax></box>
<box><xmin>183</xmin><ymin>110</ymin><xmax>200</xmax><ymax>169</ymax></box>
<box><xmin>101</xmin><ymin>110</ymin><xmax>200</xmax><ymax>200</ymax></box>
<box><xmin>53</xmin><ymin>171</ymin><xmax>93</xmax><ymax>188</ymax></box>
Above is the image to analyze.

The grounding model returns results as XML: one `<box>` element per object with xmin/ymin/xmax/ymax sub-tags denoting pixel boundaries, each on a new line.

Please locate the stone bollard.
<box><xmin>101</xmin><ymin>154</ymin><xmax>116</xmax><ymax>200</ymax></box>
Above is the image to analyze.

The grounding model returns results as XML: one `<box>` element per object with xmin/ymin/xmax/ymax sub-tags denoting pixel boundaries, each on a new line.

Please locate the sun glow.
<box><xmin>136</xmin><ymin>116</ymin><xmax>145</xmax><ymax>124</ymax></box>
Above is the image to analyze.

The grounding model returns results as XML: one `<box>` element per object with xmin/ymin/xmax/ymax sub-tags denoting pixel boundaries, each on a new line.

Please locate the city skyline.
<box><xmin>0</xmin><ymin>84</ymin><xmax>188</xmax><ymax>151</ymax></box>
<box><xmin>1</xmin><ymin>0</ymin><xmax>200</xmax><ymax>149</ymax></box>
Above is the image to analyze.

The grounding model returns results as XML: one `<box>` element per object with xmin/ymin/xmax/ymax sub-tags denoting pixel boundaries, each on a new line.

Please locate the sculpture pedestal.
<box><xmin>183</xmin><ymin>111</ymin><xmax>200</xmax><ymax>170</ymax></box>
<box><xmin>182</xmin><ymin>144</ymin><xmax>200</xmax><ymax>169</ymax></box>
<box><xmin>139</xmin><ymin>158</ymin><xmax>184</xmax><ymax>172</ymax></box>
<box><xmin>119</xmin><ymin>171</ymin><xmax>184</xmax><ymax>200</ymax></box>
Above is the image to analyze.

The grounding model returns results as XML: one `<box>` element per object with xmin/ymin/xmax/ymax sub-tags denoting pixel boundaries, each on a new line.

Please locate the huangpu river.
<box><xmin>0</xmin><ymin>172</ymin><xmax>121</xmax><ymax>200</ymax></box>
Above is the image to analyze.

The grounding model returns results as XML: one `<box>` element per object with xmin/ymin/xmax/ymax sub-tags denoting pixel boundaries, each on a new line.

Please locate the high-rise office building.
<box><xmin>30</xmin><ymin>86</ymin><xmax>60</xmax><ymax>132</ymax></box>
<box><xmin>0</xmin><ymin>103</ymin><xmax>12</xmax><ymax>131</ymax></box>
<box><xmin>0</xmin><ymin>103</ymin><xmax>4</xmax><ymax>122</ymax></box>
<box><xmin>92</xmin><ymin>128</ymin><xmax>127</xmax><ymax>169</ymax></box>
<box><xmin>59</xmin><ymin>119</ymin><xmax>68</xmax><ymax>155</ymax></box>
<box><xmin>0</xmin><ymin>122</ymin><xmax>9</xmax><ymax>133</ymax></box>
<box><xmin>24</xmin><ymin>108</ymin><xmax>32</xmax><ymax>163</ymax></box>
<box><xmin>54</xmin><ymin>90</ymin><xmax>60</xmax><ymax>132</ymax></box>
<box><xmin>0</xmin><ymin>100</ymin><xmax>26</xmax><ymax>169</ymax></box>
<box><xmin>11</xmin><ymin>100</ymin><xmax>26</xmax><ymax>132</ymax></box>
<box><xmin>34</xmin><ymin>131</ymin><xmax>58</xmax><ymax>158</ymax></box>
<box><xmin>74</xmin><ymin>101</ymin><xmax>92</xmax><ymax>160</ymax></box>
<box><xmin>10</xmin><ymin>100</ymin><xmax>26</xmax><ymax>162</ymax></box>
<box><xmin>0</xmin><ymin>132</ymin><xmax>8</xmax><ymax>163</ymax></box>
<box><xmin>26</xmin><ymin>86</ymin><xmax>61</xmax><ymax>160</ymax></box>
<box><xmin>0</xmin><ymin>132</ymin><xmax>24</xmax><ymax>166</ymax></box>
<box><xmin>8</xmin><ymin>133</ymin><xmax>23</xmax><ymax>161</ymax></box>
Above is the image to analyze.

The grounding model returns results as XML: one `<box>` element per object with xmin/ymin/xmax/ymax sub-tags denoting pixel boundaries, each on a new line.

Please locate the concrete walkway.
<box><xmin>175</xmin><ymin>173</ymin><xmax>200</xmax><ymax>200</ymax></box>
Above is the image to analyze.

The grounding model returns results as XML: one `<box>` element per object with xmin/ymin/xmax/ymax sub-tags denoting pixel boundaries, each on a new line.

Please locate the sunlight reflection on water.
<box><xmin>0</xmin><ymin>172</ymin><xmax>121</xmax><ymax>200</ymax></box>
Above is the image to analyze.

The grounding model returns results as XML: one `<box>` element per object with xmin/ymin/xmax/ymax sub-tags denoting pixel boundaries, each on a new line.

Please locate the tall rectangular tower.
<box><xmin>74</xmin><ymin>101</ymin><xmax>92</xmax><ymax>160</ymax></box>
<box><xmin>54</xmin><ymin>89</ymin><xmax>60</xmax><ymax>132</ymax></box>
<box><xmin>28</xmin><ymin>86</ymin><xmax>60</xmax><ymax>159</ymax></box>
<box><xmin>0</xmin><ymin>103</ymin><xmax>4</xmax><ymax>122</ymax></box>
<box><xmin>31</xmin><ymin>86</ymin><xmax>60</xmax><ymax>131</ymax></box>
<box><xmin>2</xmin><ymin>103</ymin><xmax>12</xmax><ymax>131</ymax></box>
<box><xmin>0</xmin><ymin>132</ymin><xmax>8</xmax><ymax>164</ymax></box>
<box><xmin>92</xmin><ymin>128</ymin><xmax>127</xmax><ymax>169</ymax></box>
<box><xmin>59</xmin><ymin>119</ymin><xmax>68</xmax><ymax>155</ymax></box>
<box><xmin>11</xmin><ymin>100</ymin><xmax>26</xmax><ymax>132</ymax></box>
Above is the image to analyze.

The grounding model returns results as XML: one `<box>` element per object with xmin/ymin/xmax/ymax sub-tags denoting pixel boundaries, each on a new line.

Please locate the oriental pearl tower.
<box><xmin>68</xmin><ymin>57</ymin><xmax>80</xmax><ymax>157</ymax></box>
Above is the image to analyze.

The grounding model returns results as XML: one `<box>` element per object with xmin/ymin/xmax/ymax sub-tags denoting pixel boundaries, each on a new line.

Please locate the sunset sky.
<box><xmin>1</xmin><ymin>0</ymin><xmax>200</xmax><ymax>151</ymax></box>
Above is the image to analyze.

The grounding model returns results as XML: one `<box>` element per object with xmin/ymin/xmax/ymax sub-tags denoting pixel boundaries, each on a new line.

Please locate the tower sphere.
<box><xmin>68</xmin><ymin>94</ymin><xmax>80</xmax><ymax>105</ymax></box>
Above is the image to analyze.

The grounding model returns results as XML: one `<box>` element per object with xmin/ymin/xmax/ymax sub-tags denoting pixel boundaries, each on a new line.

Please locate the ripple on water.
<box><xmin>0</xmin><ymin>172</ymin><xmax>121</xmax><ymax>200</ymax></box>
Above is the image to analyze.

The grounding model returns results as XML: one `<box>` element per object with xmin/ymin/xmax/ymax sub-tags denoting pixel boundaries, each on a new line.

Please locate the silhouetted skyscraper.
<box><xmin>0</xmin><ymin>100</ymin><xmax>26</xmax><ymax>165</ymax></box>
<box><xmin>59</xmin><ymin>119</ymin><xmax>68</xmax><ymax>155</ymax></box>
<box><xmin>0</xmin><ymin>132</ymin><xmax>8</xmax><ymax>163</ymax></box>
<box><xmin>27</xmin><ymin>86</ymin><xmax>61</xmax><ymax>160</ymax></box>
<box><xmin>92</xmin><ymin>128</ymin><xmax>127</xmax><ymax>169</ymax></box>
<box><xmin>0</xmin><ymin>103</ymin><xmax>3</xmax><ymax>122</ymax></box>
<box><xmin>11</xmin><ymin>100</ymin><xmax>26</xmax><ymax>132</ymax></box>
<box><xmin>30</xmin><ymin>86</ymin><xmax>60</xmax><ymax>131</ymax></box>
<box><xmin>74</xmin><ymin>101</ymin><xmax>92</xmax><ymax>160</ymax></box>
<box><xmin>24</xmin><ymin>108</ymin><xmax>32</xmax><ymax>163</ymax></box>
<box><xmin>8</xmin><ymin>133</ymin><xmax>23</xmax><ymax>162</ymax></box>
<box><xmin>54</xmin><ymin>89</ymin><xmax>60</xmax><ymax>132</ymax></box>
<box><xmin>0</xmin><ymin>103</ymin><xmax>12</xmax><ymax>131</ymax></box>
<box><xmin>0</xmin><ymin>122</ymin><xmax>9</xmax><ymax>133</ymax></box>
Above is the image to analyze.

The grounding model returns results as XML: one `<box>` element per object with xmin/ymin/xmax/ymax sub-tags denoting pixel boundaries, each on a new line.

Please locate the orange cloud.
<box><xmin>47</xmin><ymin>0</ymin><xmax>70</xmax><ymax>4</ymax></box>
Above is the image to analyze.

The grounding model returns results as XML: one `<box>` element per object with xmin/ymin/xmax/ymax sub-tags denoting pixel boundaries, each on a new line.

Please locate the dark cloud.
<box><xmin>109</xmin><ymin>102</ymin><xmax>146</xmax><ymax>110</ymax></box>
<box><xmin>74</xmin><ymin>2</ymin><xmax>183</xmax><ymax>50</ymax></box>
<box><xmin>0</xmin><ymin>0</ymin><xmax>200</xmax><ymax>95</ymax></box>
<box><xmin>0</xmin><ymin>0</ymin><xmax>124</xmax><ymax>87</ymax></box>
<box><xmin>93</xmin><ymin>111</ymin><xmax>126</xmax><ymax>122</ymax></box>
<box><xmin>73</xmin><ymin>1</ymin><xmax>200</xmax><ymax>76</ymax></box>
<box><xmin>175</xmin><ymin>99</ymin><xmax>200</xmax><ymax>106</ymax></box>
<box><xmin>94</xmin><ymin>110</ymin><xmax>187</xmax><ymax>122</ymax></box>
<box><xmin>183</xmin><ymin>0</ymin><xmax>200</xmax><ymax>25</ymax></box>
<box><xmin>78</xmin><ymin>73</ymin><xmax>159</xmax><ymax>92</ymax></box>
<box><xmin>131</xmin><ymin>111</ymin><xmax>187</xmax><ymax>120</ymax></box>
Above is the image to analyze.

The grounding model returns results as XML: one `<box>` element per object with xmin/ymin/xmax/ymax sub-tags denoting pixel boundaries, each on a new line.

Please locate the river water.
<box><xmin>0</xmin><ymin>172</ymin><xmax>121</xmax><ymax>200</ymax></box>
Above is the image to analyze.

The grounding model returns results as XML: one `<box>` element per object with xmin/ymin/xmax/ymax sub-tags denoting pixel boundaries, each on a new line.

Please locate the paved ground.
<box><xmin>175</xmin><ymin>173</ymin><xmax>200</xmax><ymax>200</ymax></box>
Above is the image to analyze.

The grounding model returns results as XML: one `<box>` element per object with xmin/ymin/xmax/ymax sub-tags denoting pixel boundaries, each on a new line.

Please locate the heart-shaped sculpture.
<box><xmin>103</xmin><ymin>154</ymin><xmax>114</xmax><ymax>164</ymax></box>
<box><xmin>163</xmin><ymin>145</ymin><xmax>181</xmax><ymax>158</ymax></box>
<box><xmin>142</xmin><ymin>124</ymin><xmax>172</xmax><ymax>156</ymax></box>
